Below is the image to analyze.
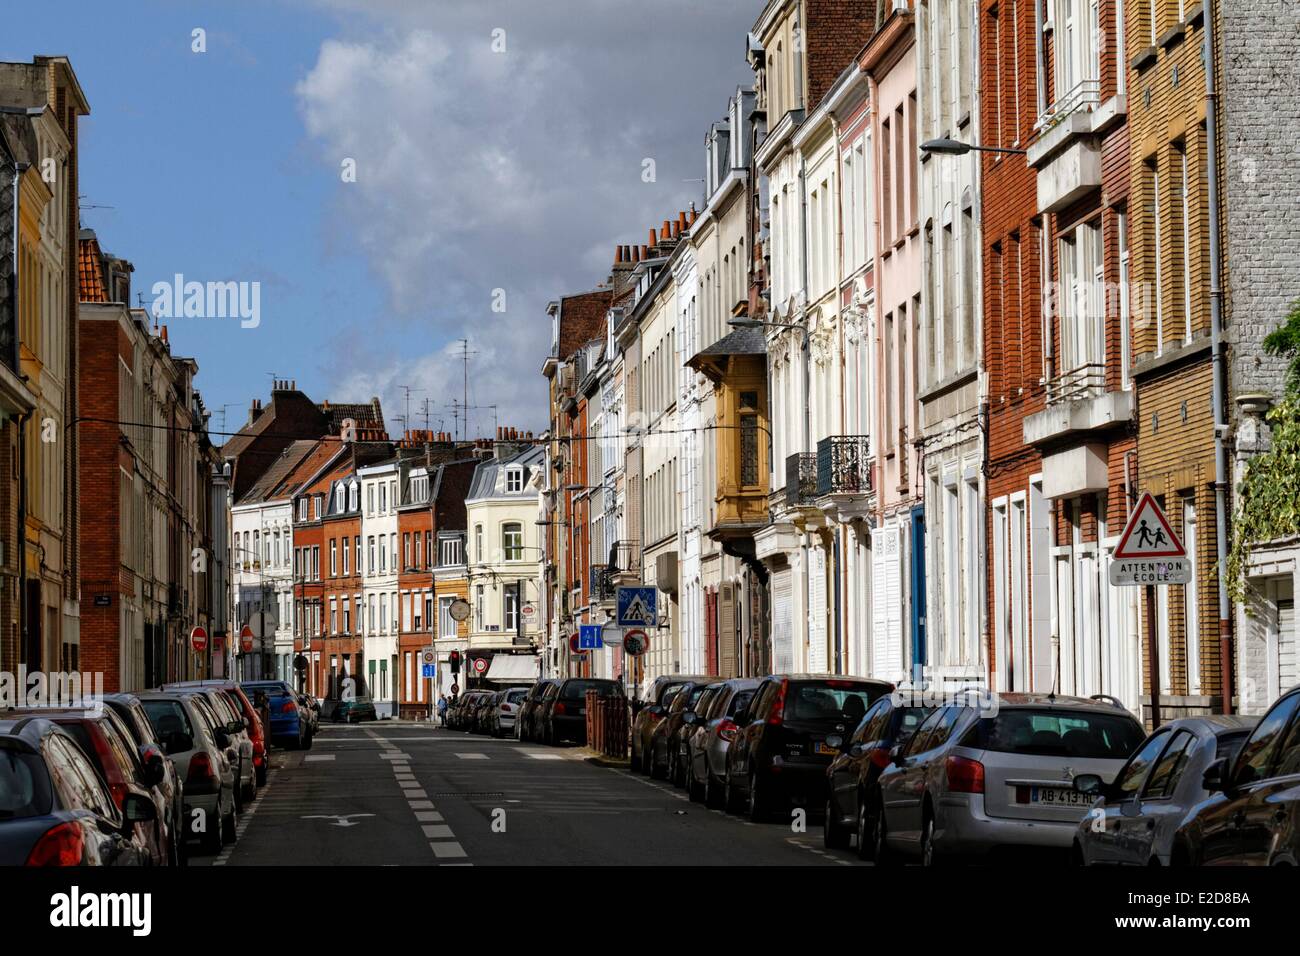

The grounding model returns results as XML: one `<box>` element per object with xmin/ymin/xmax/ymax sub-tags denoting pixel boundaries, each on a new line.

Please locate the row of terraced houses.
<box><xmin>538</xmin><ymin>0</ymin><xmax>1300</xmax><ymax>720</ymax></box>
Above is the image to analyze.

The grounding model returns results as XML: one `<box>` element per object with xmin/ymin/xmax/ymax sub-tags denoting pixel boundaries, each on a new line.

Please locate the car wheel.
<box><xmin>649</xmin><ymin>746</ymin><xmax>665</xmax><ymax>780</ymax></box>
<box><xmin>920</xmin><ymin>811</ymin><xmax>938</xmax><ymax>867</ymax></box>
<box><xmin>874</xmin><ymin>808</ymin><xmax>895</xmax><ymax>866</ymax></box>
<box><xmin>233</xmin><ymin>770</ymin><xmax>244</xmax><ymax>814</ymax></box>
<box><xmin>303</xmin><ymin>730</ymin><xmax>313</xmax><ymax>750</ymax></box>
<box><xmin>201</xmin><ymin>796</ymin><xmax>224</xmax><ymax>854</ymax></box>
<box><xmin>687</xmin><ymin>766</ymin><xmax>703</xmax><ymax>802</ymax></box>
<box><xmin>256</xmin><ymin>764</ymin><xmax>268</xmax><ymax>787</ymax></box>
<box><xmin>824</xmin><ymin>798</ymin><xmax>850</xmax><ymax>849</ymax></box>
<box><xmin>705</xmin><ymin>773</ymin><xmax>723</xmax><ymax>810</ymax></box>
<box><xmin>724</xmin><ymin>774</ymin><xmax>742</xmax><ymax>814</ymax></box>
<box><xmin>629</xmin><ymin>746</ymin><xmax>641</xmax><ymax>773</ymax></box>
<box><xmin>746</xmin><ymin>770</ymin><xmax>767</xmax><ymax>823</ymax></box>
<box><xmin>856</xmin><ymin>796</ymin><xmax>877</xmax><ymax>861</ymax></box>
<box><xmin>222</xmin><ymin>801</ymin><xmax>238</xmax><ymax>845</ymax></box>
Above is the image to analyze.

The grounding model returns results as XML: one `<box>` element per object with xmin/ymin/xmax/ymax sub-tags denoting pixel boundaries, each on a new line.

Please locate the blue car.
<box><xmin>240</xmin><ymin>681</ymin><xmax>311</xmax><ymax>750</ymax></box>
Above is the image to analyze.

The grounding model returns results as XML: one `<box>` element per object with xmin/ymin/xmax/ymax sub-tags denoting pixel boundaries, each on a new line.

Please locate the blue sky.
<box><xmin>6</xmin><ymin>0</ymin><xmax>757</xmax><ymax>439</ymax></box>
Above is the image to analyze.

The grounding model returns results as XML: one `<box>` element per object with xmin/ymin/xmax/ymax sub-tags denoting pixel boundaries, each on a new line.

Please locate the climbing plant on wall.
<box><xmin>1227</xmin><ymin>299</ymin><xmax>1300</xmax><ymax>603</ymax></box>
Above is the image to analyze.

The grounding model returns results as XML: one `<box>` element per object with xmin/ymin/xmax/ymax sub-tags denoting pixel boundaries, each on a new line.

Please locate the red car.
<box><xmin>164</xmin><ymin>681</ymin><xmax>268</xmax><ymax>793</ymax></box>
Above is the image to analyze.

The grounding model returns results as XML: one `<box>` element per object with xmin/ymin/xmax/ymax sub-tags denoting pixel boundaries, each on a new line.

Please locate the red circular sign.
<box><xmin>190</xmin><ymin>626</ymin><xmax>208</xmax><ymax>652</ymax></box>
<box><xmin>623</xmin><ymin>629</ymin><xmax>649</xmax><ymax>656</ymax></box>
<box><xmin>240</xmin><ymin>624</ymin><xmax>255</xmax><ymax>654</ymax></box>
<box><xmin>568</xmin><ymin>633</ymin><xmax>586</xmax><ymax>655</ymax></box>
<box><xmin>472</xmin><ymin>657</ymin><xmax>488</xmax><ymax>674</ymax></box>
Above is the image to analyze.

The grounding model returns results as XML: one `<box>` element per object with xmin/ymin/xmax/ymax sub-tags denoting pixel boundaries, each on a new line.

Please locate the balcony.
<box><xmin>816</xmin><ymin>436</ymin><xmax>873</xmax><ymax>497</ymax></box>
<box><xmin>589</xmin><ymin>563</ymin><xmax>617</xmax><ymax>604</ymax></box>
<box><xmin>1023</xmin><ymin>364</ymin><xmax>1133</xmax><ymax>446</ymax></box>
<box><xmin>1046</xmin><ymin>363</ymin><xmax>1105</xmax><ymax>404</ymax></box>
<box><xmin>784</xmin><ymin>452</ymin><xmax>816</xmax><ymax>507</ymax></box>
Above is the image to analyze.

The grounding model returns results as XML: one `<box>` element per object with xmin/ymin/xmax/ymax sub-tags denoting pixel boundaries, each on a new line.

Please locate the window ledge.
<box><xmin>1159</xmin><ymin>23</ymin><xmax>1186</xmax><ymax>50</ymax></box>
<box><xmin>1131</xmin><ymin>45</ymin><xmax>1158</xmax><ymax>73</ymax></box>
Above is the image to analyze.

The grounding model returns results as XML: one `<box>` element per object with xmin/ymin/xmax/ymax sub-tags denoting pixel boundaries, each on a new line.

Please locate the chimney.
<box><xmin>648</xmin><ymin>228</ymin><xmax>657</xmax><ymax>249</ymax></box>
<box><xmin>160</xmin><ymin>325</ymin><xmax>168</xmax><ymax>344</ymax></box>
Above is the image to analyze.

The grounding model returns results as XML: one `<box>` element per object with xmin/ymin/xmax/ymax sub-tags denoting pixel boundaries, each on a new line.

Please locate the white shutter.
<box><xmin>1279</xmin><ymin>598</ymin><xmax>1297</xmax><ymax>693</ymax></box>
<box><xmin>872</xmin><ymin>527</ymin><xmax>903</xmax><ymax>681</ymax></box>
<box><xmin>808</xmin><ymin>548</ymin><xmax>828</xmax><ymax>673</ymax></box>
<box><xmin>773</xmin><ymin>571</ymin><xmax>794</xmax><ymax>674</ymax></box>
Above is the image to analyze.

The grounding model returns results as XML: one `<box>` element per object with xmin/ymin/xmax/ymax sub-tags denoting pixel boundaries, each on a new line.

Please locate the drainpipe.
<box><xmin>1203</xmin><ymin>2</ymin><xmax>1233</xmax><ymax>714</ymax></box>
<box><xmin>12</xmin><ymin>158</ymin><xmax>29</xmax><ymax>669</ymax></box>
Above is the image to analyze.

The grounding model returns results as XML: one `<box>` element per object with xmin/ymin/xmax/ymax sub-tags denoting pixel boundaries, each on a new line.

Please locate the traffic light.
<box><xmin>449</xmin><ymin>650</ymin><xmax>461</xmax><ymax>674</ymax></box>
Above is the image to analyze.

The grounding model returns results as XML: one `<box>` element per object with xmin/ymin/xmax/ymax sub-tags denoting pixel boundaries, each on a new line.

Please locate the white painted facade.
<box><xmin>359</xmin><ymin>460</ymin><xmax>399</xmax><ymax>716</ymax></box>
<box><xmin>230</xmin><ymin>498</ymin><xmax>295</xmax><ymax>682</ymax></box>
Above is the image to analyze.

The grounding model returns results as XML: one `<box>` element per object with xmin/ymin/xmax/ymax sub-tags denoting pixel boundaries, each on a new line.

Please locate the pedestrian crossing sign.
<box><xmin>617</xmin><ymin>586</ymin><xmax>657</xmax><ymax>627</ymax></box>
<box><xmin>1109</xmin><ymin>492</ymin><xmax>1191</xmax><ymax>586</ymax></box>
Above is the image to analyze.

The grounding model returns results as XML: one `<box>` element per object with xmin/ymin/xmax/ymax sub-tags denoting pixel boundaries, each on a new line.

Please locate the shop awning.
<box><xmin>484</xmin><ymin>655</ymin><xmax>540</xmax><ymax>684</ymax></box>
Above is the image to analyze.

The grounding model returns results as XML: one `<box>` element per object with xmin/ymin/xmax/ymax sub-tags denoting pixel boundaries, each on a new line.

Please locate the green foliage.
<box><xmin>1228</xmin><ymin>300</ymin><xmax>1300</xmax><ymax>602</ymax></box>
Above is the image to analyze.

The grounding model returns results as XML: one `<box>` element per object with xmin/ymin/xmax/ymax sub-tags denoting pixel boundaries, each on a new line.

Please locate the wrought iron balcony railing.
<box><xmin>1047</xmin><ymin>363</ymin><xmax>1106</xmax><ymax>404</ymax></box>
<box><xmin>589</xmin><ymin>563</ymin><xmax>617</xmax><ymax>603</ymax></box>
<box><xmin>816</xmin><ymin>436</ymin><xmax>872</xmax><ymax>497</ymax></box>
<box><xmin>784</xmin><ymin>452</ymin><xmax>817</xmax><ymax>506</ymax></box>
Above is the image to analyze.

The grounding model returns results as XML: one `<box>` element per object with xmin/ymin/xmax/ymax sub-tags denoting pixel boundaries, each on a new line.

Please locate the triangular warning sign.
<box><xmin>1114</xmin><ymin>492</ymin><xmax>1186</xmax><ymax>560</ymax></box>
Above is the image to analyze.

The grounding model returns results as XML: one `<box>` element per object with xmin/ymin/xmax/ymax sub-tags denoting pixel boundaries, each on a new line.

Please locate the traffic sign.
<box><xmin>293</xmin><ymin>654</ymin><xmax>308</xmax><ymax>672</ymax></box>
<box><xmin>421</xmin><ymin>648</ymin><xmax>436</xmax><ymax>666</ymax></box>
<box><xmin>190</xmin><ymin>625</ymin><xmax>208</xmax><ymax>653</ymax></box>
<box><xmin>472</xmin><ymin>657</ymin><xmax>488</xmax><ymax>674</ymax></box>
<box><xmin>623</xmin><ymin>629</ymin><xmax>649</xmax><ymax>656</ymax></box>
<box><xmin>568</xmin><ymin>633</ymin><xmax>587</xmax><ymax>655</ymax></box>
<box><xmin>421</xmin><ymin>664</ymin><xmax>436</xmax><ymax>678</ymax></box>
<box><xmin>522</xmin><ymin>602</ymin><xmax>538</xmax><ymax>626</ymax></box>
<box><xmin>579</xmin><ymin>624</ymin><xmax>605</xmax><ymax>650</ymax></box>
<box><xmin>617</xmin><ymin>587</ymin><xmax>657</xmax><ymax>627</ymax></box>
<box><xmin>239</xmin><ymin>624</ymin><xmax>255</xmax><ymax>654</ymax></box>
<box><xmin>1108</xmin><ymin>492</ymin><xmax>1191</xmax><ymax>586</ymax></box>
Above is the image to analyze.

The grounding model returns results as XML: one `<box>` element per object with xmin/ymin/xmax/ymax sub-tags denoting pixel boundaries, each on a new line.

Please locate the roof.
<box><xmin>687</xmin><ymin>326</ymin><xmax>768</xmax><ymax>382</ymax></box>
<box><xmin>466</xmin><ymin>444</ymin><xmax>545</xmax><ymax>501</ymax></box>
<box><xmin>275</xmin><ymin>439</ymin><xmax>341</xmax><ymax>500</ymax></box>
<box><xmin>77</xmin><ymin>232</ymin><xmax>107</xmax><ymax>302</ymax></box>
<box><xmin>318</xmin><ymin>398</ymin><xmax>385</xmax><ymax>434</ymax></box>
<box><xmin>235</xmin><ymin>439</ymin><xmax>318</xmax><ymax>506</ymax></box>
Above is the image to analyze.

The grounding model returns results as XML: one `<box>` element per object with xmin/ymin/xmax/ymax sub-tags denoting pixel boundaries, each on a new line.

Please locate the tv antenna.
<box><xmin>454</xmin><ymin>339</ymin><xmax>480</xmax><ymax>440</ymax></box>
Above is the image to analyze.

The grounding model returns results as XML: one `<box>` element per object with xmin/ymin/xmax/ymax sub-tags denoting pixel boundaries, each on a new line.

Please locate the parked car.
<box><xmin>452</xmin><ymin>691</ymin><xmax>489</xmax><ymax>732</ymax></box>
<box><xmin>173</xmin><ymin>688</ymin><xmax>255</xmax><ymax>812</ymax></box>
<box><xmin>823</xmin><ymin>693</ymin><xmax>935</xmax><ymax>856</ymax></box>
<box><xmin>673</xmin><ymin>684</ymin><xmax>724</xmax><ymax>788</ymax></box>
<box><xmin>491</xmin><ymin>687</ymin><xmax>531</xmax><ymax>738</ymax></box>
<box><xmin>517</xmin><ymin>681</ymin><xmax>558</xmax><ymax>741</ymax></box>
<box><xmin>646</xmin><ymin>678</ymin><xmax>719</xmax><ymax>782</ymax></box>
<box><xmin>298</xmin><ymin>692</ymin><xmax>321</xmax><ymax>735</ymax></box>
<box><xmin>724</xmin><ymin>675</ymin><xmax>892</xmax><ymax>821</ymax></box>
<box><xmin>631</xmin><ymin>675</ymin><xmax>709</xmax><ymax>774</ymax></box>
<box><xmin>1071</xmin><ymin>714</ymin><xmax>1255</xmax><ymax>866</ymax></box>
<box><xmin>1170</xmin><ymin>685</ymin><xmax>1300</xmax><ymax>866</ymax></box>
<box><xmin>473</xmin><ymin>692</ymin><xmax>499</xmax><ymax>734</ymax></box>
<box><xmin>336</xmin><ymin>696</ymin><xmax>377</xmax><ymax>724</ymax></box>
<box><xmin>0</xmin><ymin>716</ymin><xmax>157</xmax><ymax>867</ymax></box>
<box><xmin>241</xmin><ymin>680</ymin><xmax>312</xmax><ymax>750</ymax></box>
<box><xmin>3</xmin><ymin>707</ymin><xmax>173</xmax><ymax>866</ymax></box>
<box><xmin>874</xmin><ymin>693</ymin><xmax>1146</xmax><ymax>865</ymax></box>
<box><xmin>164</xmin><ymin>680</ymin><xmax>266</xmax><ymax>796</ymax></box>
<box><xmin>98</xmin><ymin>692</ymin><xmax>188</xmax><ymax>866</ymax></box>
<box><xmin>683</xmin><ymin>678</ymin><xmax>760</xmax><ymax>807</ymax></box>
<box><xmin>137</xmin><ymin>691</ymin><xmax>240</xmax><ymax>854</ymax></box>
<box><xmin>524</xmin><ymin>682</ymin><xmax>561</xmax><ymax>741</ymax></box>
<box><xmin>544</xmin><ymin>679</ymin><xmax>625</xmax><ymax>745</ymax></box>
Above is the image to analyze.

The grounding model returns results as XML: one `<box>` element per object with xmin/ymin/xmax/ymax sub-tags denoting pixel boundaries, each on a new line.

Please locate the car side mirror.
<box><xmin>121</xmin><ymin>792</ymin><xmax>157</xmax><ymax>826</ymax></box>
<box><xmin>214</xmin><ymin>729</ymin><xmax>231</xmax><ymax>749</ymax></box>
<box><xmin>1201</xmin><ymin>757</ymin><xmax>1229</xmax><ymax>793</ymax></box>
<box><xmin>227</xmin><ymin>720</ymin><xmax>243</xmax><ymax>735</ymax></box>
<box><xmin>141</xmin><ymin>750</ymin><xmax>166</xmax><ymax>787</ymax></box>
<box><xmin>1072</xmin><ymin>773</ymin><xmax>1105</xmax><ymax>797</ymax></box>
<box><xmin>825</xmin><ymin>733</ymin><xmax>844</xmax><ymax>751</ymax></box>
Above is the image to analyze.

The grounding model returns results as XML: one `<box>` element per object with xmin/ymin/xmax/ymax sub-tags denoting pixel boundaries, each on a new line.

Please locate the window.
<box><xmin>739</xmin><ymin>391</ymin><xmax>760</xmax><ymax>487</ymax></box>
<box><xmin>475</xmin><ymin>585</ymin><xmax>485</xmax><ymax>627</ymax></box>
<box><xmin>1143</xmin><ymin>731</ymin><xmax>1195</xmax><ymax>799</ymax></box>
<box><xmin>506</xmin><ymin>467</ymin><xmax>523</xmax><ymax>493</ymax></box>
<box><xmin>298</xmin><ymin>498</ymin><xmax>307</xmax><ymax>521</ymax></box>
<box><xmin>403</xmin><ymin>533</ymin><xmax>411</xmax><ymax>570</ymax></box>
<box><xmin>1233</xmin><ymin>693</ymin><xmax>1300</xmax><ymax>786</ymax></box>
<box><xmin>502</xmin><ymin>523</ymin><xmax>523</xmax><ymax>561</ymax></box>
<box><xmin>342</xmin><ymin>537</ymin><xmax>350</xmax><ymax>576</ymax></box>
<box><xmin>1118</xmin><ymin>210</ymin><xmax>1132</xmax><ymax>389</ymax></box>
<box><xmin>329</xmin><ymin>539</ymin><xmax>337</xmax><ymax>577</ymax></box>
<box><xmin>379</xmin><ymin>535</ymin><xmax>387</xmax><ymax>573</ymax></box>
<box><xmin>439</xmin><ymin>596</ymin><xmax>456</xmax><ymax>639</ymax></box>
<box><xmin>504</xmin><ymin>588</ymin><xmax>519</xmax><ymax>633</ymax></box>
<box><xmin>1114</xmin><ymin>730</ymin><xmax>1169</xmax><ymax>796</ymax></box>
<box><xmin>475</xmin><ymin>525</ymin><xmax>483</xmax><ymax>562</ymax></box>
<box><xmin>1151</xmin><ymin>162</ymin><xmax>1165</xmax><ymax>355</ymax></box>
<box><xmin>1178</xmin><ymin>144</ymin><xmax>1193</xmax><ymax>344</ymax></box>
<box><xmin>367</xmin><ymin>536</ymin><xmax>376</xmax><ymax>576</ymax></box>
<box><xmin>1183</xmin><ymin>501</ymin><xmax>1201</xmax><ymax>695</ymax></box>
<box><xmin>440</xmin><ymin>536</ymin><xmax>463</xmax><ymax>567</ymax></box>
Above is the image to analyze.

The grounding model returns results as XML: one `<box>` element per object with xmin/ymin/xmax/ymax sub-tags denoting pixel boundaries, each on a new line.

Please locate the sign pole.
<box><xmin>1146</xmin><ymin>584</ymin><xmax>1161</xmax><ymax>729</ymax></box>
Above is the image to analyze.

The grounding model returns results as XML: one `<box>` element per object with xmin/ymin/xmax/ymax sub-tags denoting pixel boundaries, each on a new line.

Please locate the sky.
<box><xmin>5</xmin><ymin>0</ymin><xmax>758</xmax><ymax>441</ymax></box>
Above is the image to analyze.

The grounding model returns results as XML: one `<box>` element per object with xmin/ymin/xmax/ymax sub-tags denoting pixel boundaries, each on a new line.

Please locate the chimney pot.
<box><xmin>648</xmin><ymin>228</ymin><xmax>657</xmax><ymax>247</ymax></box>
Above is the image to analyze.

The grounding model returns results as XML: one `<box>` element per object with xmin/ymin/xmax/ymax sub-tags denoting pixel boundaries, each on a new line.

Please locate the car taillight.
<box><xmin>945</xmin><ymin>755</ymin><xmax>985</xmax><ymax>794</ymax></box>
<box><xmin>25</xmin><ymin>822</ymin><xmax>84</xmax><ymax>867</ymax></box>
<box><xmin>188</xmin><ymin>752</ymin><xmax>217</xmax><ymax>786</ymax></box>
<box><xmin>554</xmin><ymin>702</ymin><xmax>567</xmax><ymax>715</ymax></box>
<box><xmin>716</xmin><ymin>719</ymin><xmax>738</xmax><ymax>741</ymax></box>
<box><xmin>280</xmin><ymin>699</ymin><xmax>298</xmax><ymax>715</ymax></box>
<box><xmin>501</xmin><ymin>704</ymin><xmax>513</xmax><ymax>712</ymax></box>
<box><xmin>768</xmin><ymin>682</ymin><xmax>787</xmax><ymax>726</ymax></box>
<box><xmin>868</xmin><ymin>745</ymin><xmax>891</xmax><ymax>769</ymax></box>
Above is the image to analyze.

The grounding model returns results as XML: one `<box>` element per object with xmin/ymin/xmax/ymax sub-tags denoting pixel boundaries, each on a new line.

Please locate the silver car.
<box><xmin>875</xmin><ymin>693</ymin><xmax>1146</xmax><ymax>865</ymax></box>
<box><xmin>1071</xmin><ymin>714</ymin><xmax>1255</xmax><ymax>866</ymax></box>
<box><xmin>491</xmin><ymin>687</ymin><xmax>531</xmax><ymax>738</ymax></box>
<box><xmin>682</xmin><ymin>678</ymin><xmax>760</xmax><ymax>808</ymax></box>
<box><xmin>137</xmin><ymin>692</ymin><xmax>240</xmax><ymax>854</ymax></box>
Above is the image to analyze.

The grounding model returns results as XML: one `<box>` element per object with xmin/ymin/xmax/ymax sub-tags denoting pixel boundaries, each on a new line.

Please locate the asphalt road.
<box><xmin>198</xmin><ymin>722</ymin><xmax>866</xmax><ymax>866</ymax></box>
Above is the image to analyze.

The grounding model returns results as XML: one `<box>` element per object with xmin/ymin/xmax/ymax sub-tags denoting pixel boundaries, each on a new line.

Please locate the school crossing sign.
<box><xmin>1108</xmin><ymin>492</ymin><xmax>1192</xmax><ymax>587</ymax></box>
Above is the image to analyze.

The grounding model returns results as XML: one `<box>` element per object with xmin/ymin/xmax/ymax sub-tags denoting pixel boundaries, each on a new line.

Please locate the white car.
<box><xmin>491</xmin><ymin>687</ymin><xmax>531</xmax><ymax>738</ymax></box>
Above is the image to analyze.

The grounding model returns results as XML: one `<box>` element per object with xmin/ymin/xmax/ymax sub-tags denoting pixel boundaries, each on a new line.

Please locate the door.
<box><xmin>895</xmin><ymin>707</ymin><xmax>956</xmax><ymax>844</ymax></box>
<box><xmin>1132</xmin><ymin>730</ymin><xmax>1197</xmax><ymax>865</ymax></box>
<box><xmin>1088</xmin><ymin>729</ymin><xmax>1168</xmax><ymax>865</ymax></box>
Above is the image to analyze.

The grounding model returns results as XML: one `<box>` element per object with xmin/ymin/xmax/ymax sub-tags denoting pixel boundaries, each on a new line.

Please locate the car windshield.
<box><xmin>561</xmin><ymin>681</ymin><xmax>617</xmax><ymax>700</ymax></box>
<box><xmin>0</xmin><ymin>746</ymin><xmax>52</xmax><ymax>818</ymax></box>
<box><xmin>506</xmin><ymin>690</ymin><xmax>528</xmax><ymax>703</ymax></box>
<box><xmin>786</xmin><ymin>681</ymin><xmax>884</xmax><ymax>724</ymax></box>
<box><xmin>141</xmin><ymin>699</ymin><xmax>194</xmax><ymax>742</ymax></box>
<box><xmin>971</xmin><ymin>709</ymin><xmax>1145</xmax><ymax>758</ymax></box>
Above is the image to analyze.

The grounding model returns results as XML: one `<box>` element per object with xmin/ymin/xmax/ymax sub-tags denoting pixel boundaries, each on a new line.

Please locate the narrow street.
<box><xmin>205</xmin><ymin>725</ymin><xmax>861</xmax><ymax>867</ymax></box>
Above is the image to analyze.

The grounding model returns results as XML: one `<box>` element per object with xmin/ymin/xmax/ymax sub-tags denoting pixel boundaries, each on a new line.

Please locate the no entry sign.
<box><xmin>190</xmin><ymin>626</ymin><xmax>208</xmax><ymax>652</ymax></box>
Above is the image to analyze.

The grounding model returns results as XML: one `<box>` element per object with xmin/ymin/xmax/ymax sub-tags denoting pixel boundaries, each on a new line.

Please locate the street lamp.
<box><xmin>919</xmin><ymin>137</ymin><xmax>1027</xmax><ymax>157</ymax></box>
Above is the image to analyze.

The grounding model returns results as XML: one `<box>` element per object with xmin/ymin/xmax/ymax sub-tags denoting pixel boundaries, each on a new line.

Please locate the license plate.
<box><xmin>814</xmin><ymin>741</ymin><xmax>836</xmax><ymax>755</ymax></box>
<box><xmin>1030</xmin><ymin>785</ymin><xmax>1089</xmax><ymax>806</ymax></box>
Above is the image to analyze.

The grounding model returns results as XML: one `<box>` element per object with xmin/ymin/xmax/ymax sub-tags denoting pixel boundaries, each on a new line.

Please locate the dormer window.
<box><xmin>506</xmin><ymin>467</ymin><xmax>524</xmax><ymax>493</ymax></box>
<box><xmin>348</xmin><ymin>482</ymin><xmax>359</xmax><ymax>512</ymax></box>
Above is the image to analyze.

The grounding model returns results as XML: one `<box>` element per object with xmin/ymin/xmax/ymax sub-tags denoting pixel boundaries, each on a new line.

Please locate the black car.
<box><xmin>517</xmin><ymin>680</ymin><xmax>558</xmax><ymax>741</ymax></box>
<box><xmin>1171</xmin><ymin>686</ymin><xmax>1300</xmax><ymax>865</ymax></box>
<box><xmin>823</xmin><ymin>693</ymin><xmax>934</xmax><ymax>856</ymax></box>
<box><xmin>544</xmin><ymin>679</ymin><xmax>625</xmax><ymax>745</ymax></box>
<box><xmin>646</xmin><ymin>679</ymin><xmax>719</xmax><ymax>783</ymax></box>
<box><xmin>100</xmin><ymin>693</ymin><xmax>188</xmax><ymax>866</ymax></box>
<box><xmin>631</xmin><ymin>675</ymin><xmax>709</xmax><ymax>774</ymax></box>
<box><xmin>0</xmin><ymin>716</ymin><xmax>157</xmax><ymax>867</ymax></box>
<box><xmin>724</xmin><ymin>674</ymin><xmax>893</xmax><ymax>822</ymax></box>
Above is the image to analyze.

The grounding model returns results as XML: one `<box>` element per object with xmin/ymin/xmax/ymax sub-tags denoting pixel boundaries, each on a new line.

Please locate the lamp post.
<box><xmin>919</xmin><ymin>137</ymin><xmax>1027</xmax><ymax>157</ymax></box>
